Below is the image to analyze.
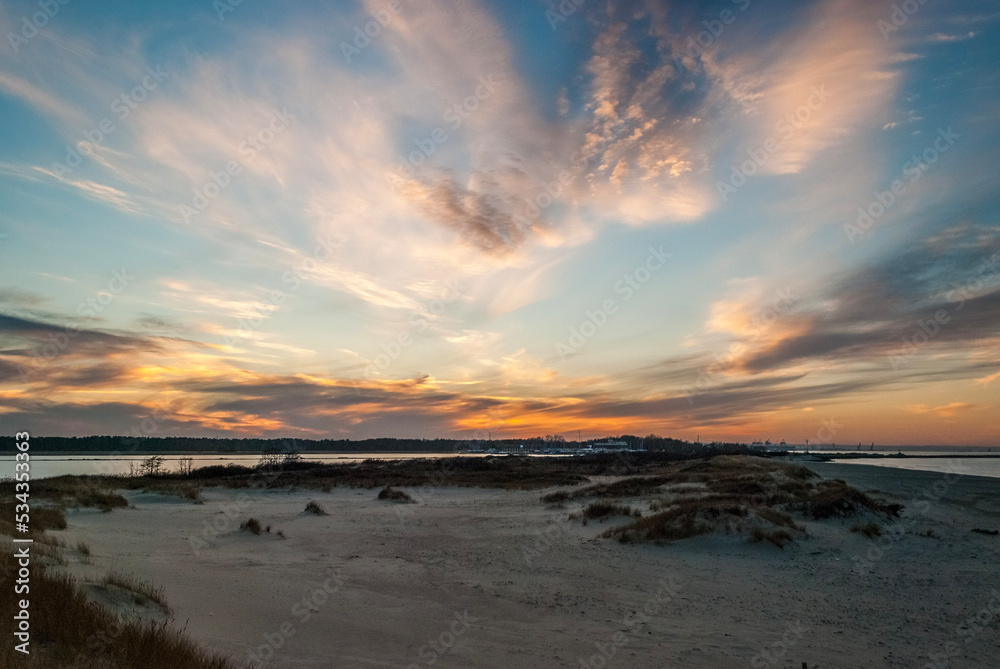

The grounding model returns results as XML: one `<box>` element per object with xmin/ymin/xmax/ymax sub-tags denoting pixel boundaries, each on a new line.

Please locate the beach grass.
<box><xmin>582</xmin><ymin>501</ymin><xmax>641</xmax><ymax>520</ymax></box>
<box><xmin>0</xmin><ymin>548</ymin><xmax>241</xmax><ymax>668</ymax></box>
<box><xmin>102</xmin><ymin>570</ymin><xmax>172</xmax><ymax>612</ymax></box>
<box><xmin>528</xmin><ymin>455</ymin><xmax>905</xmax><ymax>546</ymax></box>
<box><xmin>377</xmin><ymin>486</ymin><xmax>415</xmax><ymax>503</ymax></box>
<box><xmin>304</xmin><ymin>500</ymin><xmax>327</xmax><ymax>515</ymax></box>
<box><xmin>240</xmin><ymin>518</ymin><xmax>263</xmax><ymax>535</ymax></box>
<box><xmin>0</xmin><ymin>492</ymin><xmax>243</xmax><ymax>669</ymax></box>
<box><xmin>851</xmin><ymin>522</ymin><xmax>882</xmax><ymax>538</ymax></box>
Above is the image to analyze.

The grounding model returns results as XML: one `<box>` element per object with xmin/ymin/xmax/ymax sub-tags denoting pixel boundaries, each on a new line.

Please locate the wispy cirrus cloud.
<box><xmin>0</xmin><ymin>0</ymin><xmax>997</xmax><ymax>444</ymax></box>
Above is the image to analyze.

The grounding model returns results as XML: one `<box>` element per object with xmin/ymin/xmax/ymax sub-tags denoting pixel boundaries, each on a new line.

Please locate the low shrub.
<box><xmin>850</xmin><ymin>522</ymin><xmax>882</xmax><ymax>539</ymax></box>
<box><xmin>583</xmin><ymin>502</ymin><xmax>640</xmax><ymax>520</ymax></box>
<box><xmin>377</xmin><ymin>486</ymin><xmax>414</xmax><ymax>503</ymax></box>
<box><xmin>240</xmin><ymin>518</ymin><xmax>262</xmax><ymax>535</ymax></box>
<box><xmin>33</xmin><ymin>506</ymin><xmax>69</xmax><ymax>530</ymax></box>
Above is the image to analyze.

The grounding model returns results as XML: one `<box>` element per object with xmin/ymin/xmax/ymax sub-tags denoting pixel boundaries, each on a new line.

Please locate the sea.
<box><xmin>828</xmin><ymin>456</ymin><xmax>1000</xmax><ymax>479</ymax></box>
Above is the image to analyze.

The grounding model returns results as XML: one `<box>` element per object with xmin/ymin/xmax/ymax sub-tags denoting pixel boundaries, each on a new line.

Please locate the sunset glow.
<box><xmin>1</xmin><ymin>0</ymin><xmax>997</xmax><ymax>445</ymax></box>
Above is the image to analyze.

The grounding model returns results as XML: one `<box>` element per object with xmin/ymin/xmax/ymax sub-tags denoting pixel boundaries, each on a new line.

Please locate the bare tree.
<box><xmin>139</xmin><ymin>455</ymin><xmax>164</xmax><ymax>477</ymax></box>
<box><xmin>177</xmin><ymin>456</ymin><xmax>194</xmax><ymax>476</ymax></box>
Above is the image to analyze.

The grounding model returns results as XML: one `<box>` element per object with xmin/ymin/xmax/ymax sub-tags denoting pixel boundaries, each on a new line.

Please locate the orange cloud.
<box><xmin>905</xmin><ymin>402</ymin><xmax>976</xmax><ymax>418</ymax></box>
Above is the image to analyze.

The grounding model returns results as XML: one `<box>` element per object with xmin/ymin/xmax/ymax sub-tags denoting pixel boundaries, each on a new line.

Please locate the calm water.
<box><xmin>4</xmin><ymin>452</ymin><xmax>999</xmax><ymax>480</ymax></box>
<box><xmin>0</xmin><ymin>452</ymin><xmax>486</xmax><ymax>479</ymax></box>
<box><xmin>830</xmin><ymin>457</ymin><xmax>1000</xmax><ymax>480</ymax></box>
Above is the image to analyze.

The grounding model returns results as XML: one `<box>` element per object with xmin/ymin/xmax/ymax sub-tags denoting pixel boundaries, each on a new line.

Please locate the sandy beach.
<box><xmin>37</xmin><ymin>461</ymin><xmax>998</xmax><ymax>669</ymax></box>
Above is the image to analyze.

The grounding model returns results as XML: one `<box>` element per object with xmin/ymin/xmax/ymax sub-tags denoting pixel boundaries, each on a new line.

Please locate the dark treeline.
<box><xmin>21</xmin><ymin>434</ymin><xmax>748</xmax><ymax>455</ymax></box>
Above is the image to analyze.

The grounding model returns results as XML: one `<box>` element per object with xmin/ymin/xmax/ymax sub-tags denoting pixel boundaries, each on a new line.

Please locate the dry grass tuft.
<box><xmin>851</xmin><ymin>522</ymin><xmax>882</xmax><ymax>539</ymax></box>
<box><xmin>240</xmin><ymin>518</ymin><xmax>263</xmax><ymax>535</ymax></box>
<box><xmin>539</xmin><ymin>490</ymin><xmax>571</xmax><ymax>504</ymax></box>
<box><xmin>583</xmin><ymin>502</ymin><xmax>641</xmax><ymax>521</ymax></box>
<box><xmin>102</xmin><ymin>571</ymin><xmax>171</xmax><ymax>612</ymax></box>
<box><xmin>755</xmin><ymin>507</ymin><xmax>802</xmax><ymax>530</ymax></box>
<box><xmin>794</xmin><ymin>479</ymin><xmax>900</xmax><ymax>520</ymax></box>
<box><xmin>152</xmin><ymin>482</ymin><xmax>203</xmax><ymax>502</ymax></box>
<box><xmin>377</xmin><ymin>486</ymin><xmax>415</xmax><ymax>503</ymax></box>
<box><xmin>0</xmin><ymin>549</ymin><xmax>240</xmax><ymax>668</ymax></box>
<box><xmin>750</xmin><ymin>526</ymin><xmax>794</xmax><ymax>548</ymax></box>
<box><xmin>304</xmin><ymin>500</ymin><xmax>327</xmax><ymax>515</ymax></box>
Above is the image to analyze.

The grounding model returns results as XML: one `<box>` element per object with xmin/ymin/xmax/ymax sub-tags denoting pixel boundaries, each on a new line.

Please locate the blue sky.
<box><xmin>0</xmin><ymin>0</ymin><xmax>998</xmax><ymax>444</ymax></box>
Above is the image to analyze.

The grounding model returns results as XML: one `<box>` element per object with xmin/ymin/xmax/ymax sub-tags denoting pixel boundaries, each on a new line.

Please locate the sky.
<box><xmin>0</xmin><ymin>0</ymin><xmax>997</xmax><ymax>446</ymax></box>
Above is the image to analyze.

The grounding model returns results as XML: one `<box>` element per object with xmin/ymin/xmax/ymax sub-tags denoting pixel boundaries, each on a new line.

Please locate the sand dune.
<box><xmin>52</xmin><ymin>463</ymin><xmax>1000</xmax><ymax>668</ymax></box>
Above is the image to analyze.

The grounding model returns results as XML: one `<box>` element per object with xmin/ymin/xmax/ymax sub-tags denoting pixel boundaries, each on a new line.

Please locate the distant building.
<box><xmin>586</xmin><ymin>440</ymin><xmax>630</xmax><ymax>451</ymax></box>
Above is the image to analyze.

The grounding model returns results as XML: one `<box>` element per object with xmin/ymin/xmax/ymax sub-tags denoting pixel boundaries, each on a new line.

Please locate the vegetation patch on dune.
<box><xmin>378</xmin><ymin>486</ymin><xmax>415</xmax><ymax>503</ymax></box>
<box><xmin>582</xmin><ymin>502</ymin><xmax>641</xmax><ymax>521</ymax></box>
<box><xmin>150</xmin><ymin>482</ymin><xmax>203</xmax><ymax>502</ymax></box>
<box><xmin>541</xmin><ymin>476</ymin><xmax>672</xmax><ymax>503</ymax></box>
<box><xmin>102</xmin><ymin>571</ymin><xmax>172</xmax><ymax>613</ymax></box>
<box><xmin>240</xmin><ymin>518</ymin><xmax>263</xmax><ymax>535</ymax></box>
<box><xmin>851</xmin><ymin>522</ymin><xmax>882</xmax><ymax>539</ymax></box>
<box><xmin>304</xmin><ymin>500</ymin><xmax>327</xmax><ymax>515</ymax></box>
<box><xmin>0</xmin><ymin>449</ymin><xmax>762</xmax><ymax>509</ymax></box>
<box><xmin>0</xmin><ymin>549</ymin><xmax>239</xmax><ymax>668</ymax></box>
<box><xmin>0</xmin><ymin>500</ymin><xmax>240</xmax><ymax>668</ymax></box>
<box><xmin>2</xmin><ymin>476</ymin><xmax>128</xmax><ymax>513</ymax></box>
<box><xmin>535</xmin><ymin>456</ymin><xmax>901</xmax><ymax>548</ymax></box>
